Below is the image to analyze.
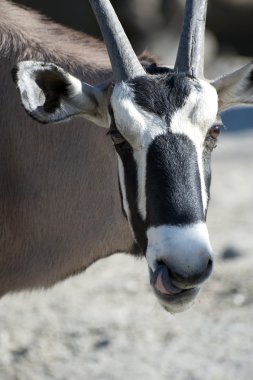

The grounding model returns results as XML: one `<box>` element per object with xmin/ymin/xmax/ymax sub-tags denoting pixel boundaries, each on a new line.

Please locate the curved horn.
<box><xmin>89</xmin><ymin>0</ymin><xmax>145</xmax><ymax>81</ymax></box>
<box><xmin>175</xmin><ymin>0</ymin><xmax>208</xmax><ymax>78</ymax></box>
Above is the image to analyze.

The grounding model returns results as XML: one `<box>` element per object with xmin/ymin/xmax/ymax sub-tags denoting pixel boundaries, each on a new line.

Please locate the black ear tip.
<box><xmin>11</xmin><ymin>66</ymin><xmax>19</xmax><ymax>84</ymax></box>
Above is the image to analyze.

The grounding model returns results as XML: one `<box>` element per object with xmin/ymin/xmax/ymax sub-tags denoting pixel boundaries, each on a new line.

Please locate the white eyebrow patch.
<box><xmin>170</xmin><ymin>80</ymin><xmax>218</xmax><ymax>143</ymax></box>
<box><xmin>111</xmin><ymin>82</ymin><xmax>166</xmax><ymax>149</ymax></box>
<box><xmin>111</xmin><ymin>80</ymin><xmax>218</xmax><ymax>149</ymax></box>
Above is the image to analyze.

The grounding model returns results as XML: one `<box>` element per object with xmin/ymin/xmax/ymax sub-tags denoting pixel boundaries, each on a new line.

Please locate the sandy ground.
<box><xmin>0</xmin><ymin>129</ymin><xmax>253</xmax><ymax>380</ymax></box>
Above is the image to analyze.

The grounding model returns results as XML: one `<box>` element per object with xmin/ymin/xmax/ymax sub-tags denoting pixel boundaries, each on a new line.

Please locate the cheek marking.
<box><xmin>117</xmin><ymin>155</ymin><xmax>130</xmax><ymax>220</ymax></box>
<box><xmin>133</xmin><ymin>149</ymin><xmax>147</xmax><ymax>220</ymax></box>
<box><xmin>117</xmin><ymin>153</ymin><xmax>139</xmax><ymax>243</ymax></box>
<box><xmin>117</xmin><ymin>152</ymin><xmax>148</xmax><ymax>250</ymax></box>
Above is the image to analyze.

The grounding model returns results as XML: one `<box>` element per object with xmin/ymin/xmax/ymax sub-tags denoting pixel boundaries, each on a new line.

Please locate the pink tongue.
<box><xmin>154</xmin><ymin>271</ymin><xmax>173</xmax><ymax>295</ymax></box>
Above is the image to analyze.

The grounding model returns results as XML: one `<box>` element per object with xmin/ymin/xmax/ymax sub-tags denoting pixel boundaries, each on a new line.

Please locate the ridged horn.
<box><xmin>89</xmin><ymin>0</ymin><xmax>145</xmax><ymax>81</ymax></box>
<box><xmin>175</xmin><ymin>0</ymin><xmax>208</xmax><ymax>78</ymax></box>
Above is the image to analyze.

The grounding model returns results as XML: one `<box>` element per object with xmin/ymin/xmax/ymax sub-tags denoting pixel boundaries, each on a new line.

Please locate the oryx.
<box><xmin>1</xmin><ymin>0</ymin><xmax>253</xmax><ymax>313</ymax></box>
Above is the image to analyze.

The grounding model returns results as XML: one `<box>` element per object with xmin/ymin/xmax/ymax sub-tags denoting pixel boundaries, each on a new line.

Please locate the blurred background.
<box><xmin>13</xmin><ymin>0</ymin><xmax>253</xmax><ymax>58</ymax></box>
<box><xmin>1</xmin><ymin>1</ymin><xmax>253</xmax><ymax>379</ymax></box>
<box><xmin>14</xmin><ymin>0</ymin><xmax>253</xmax><ymax>130</ymax></box>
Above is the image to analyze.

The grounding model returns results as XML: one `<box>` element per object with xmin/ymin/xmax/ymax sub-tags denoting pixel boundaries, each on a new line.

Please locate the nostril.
<box><xmin>206</xmin><ymin>257</ymin><xmax>213</xmax><ymax>278</ymax></box>
<box><xmin>155</xmin><ymin>254</ymin><xmax>213</xmax><ymax>289</ymax></box>
<box><xmin>156</xmin><ymin>259</ymin><xmax>165</xmax><ymax>267</ymax></box>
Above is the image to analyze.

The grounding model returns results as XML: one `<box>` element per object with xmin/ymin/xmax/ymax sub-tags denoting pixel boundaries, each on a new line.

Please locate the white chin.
<box><xmin>158</xmin><ymin>297</ymin><xmax>195</xmax><ymax>314</ymax></box>
<box><xmin>153</xmin><ymin>287</ymin><xmax>200</xmax><ymax>314</ymax></box>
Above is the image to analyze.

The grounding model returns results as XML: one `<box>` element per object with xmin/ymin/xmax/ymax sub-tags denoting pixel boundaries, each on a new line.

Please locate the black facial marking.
<box><xmin>145</xmin><ymin>63</ymin><xmax>174</xmax><ymax>76</ymax></box>
<box><xmin>11</xmin><ymin>66</ymin><xmax>18</xmax><ymax>84</ymax></box>
<box><xmin>111</xmin><ymin>69</ymin><xmax>214</xmax><ymax>252</ymax></box>
<box><xmin>130</xmin><ymin>242</ymin><xmax>143</xmax><ymax>256</ymax></box>
<box><xmin>146</xmin><ymin>133</ymin><xmax>205</xmax><ymax>227</ymax></box>
<box><xmin>109</xmin><ymin>108</ymin><xmax>147</xmax><ymax>253</ymax></box>
<box><xmin>117</xmin><ymin>177</ymin><xmax>127</xmax><ymax>220</ymax></box>
<box><xmin>116</xmin><ymin>141</ymin><xmax>148</xmax><ymax>252</ymax></box>
<box><xmin>129</xmin><ymin>72</ymin><xmax>191</xmax><ymax>123</ymax></box>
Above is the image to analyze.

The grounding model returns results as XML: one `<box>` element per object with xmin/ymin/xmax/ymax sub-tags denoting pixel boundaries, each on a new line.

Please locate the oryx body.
<box><xmin>0</xmin><ymin>0</ymin><xmax>131</xmax><ymax>295</ymax></box>
<box><xmin>1</xmin><ymin>0</ymin><xmax>253</xmax><ymax>312</ymax></box>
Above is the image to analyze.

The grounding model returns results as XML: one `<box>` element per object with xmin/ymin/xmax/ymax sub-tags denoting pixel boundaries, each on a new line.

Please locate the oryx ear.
<box><xmin>12</xmin><ymin>61</ymin><xmax>110</xmax><ymax>127</ymax></box>
<box><xmin>211</xmin><ymin>61</ymin><xmax>253</xmax><ymax>112</ymax></box>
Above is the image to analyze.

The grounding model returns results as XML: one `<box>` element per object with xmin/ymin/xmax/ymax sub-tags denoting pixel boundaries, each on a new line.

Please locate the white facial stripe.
<box><xmin>146</xmin><ymin>222</ymin><xmax>212</xmax><ymax>271</ymax></box>
<box><xmin>117</xmin><ymin>155</ymin><xmax>130</xmax><ymax>218</ymax></box>
<box><xmin>170</xmin><ymin>80</ymin><xmax>218</xmax><ymax>137</ymax></box>
<box><xmin>133</xmin><ymin>149</ymin><xmax>147</xmax><ymax>220</ymax></box>
<box><xmin>117</xmin><ymin>154</ymin><xmax>138</xmax><ymax>241</ymax></box>
<box><xmin>111</xmin><ymin>82</ymin><xmax>166</xmax><ymax>148</ymax></box>
<box><xmin>197</xmin><ymin>146</ymin><xmax>208</xmax><ymax>212</ymax></box>
<box><xmin>118</xmin><ymin>148</ymin><xmax>148</xmax><ymax>222</ymax></box>
<box><xmin>112</xmin><ymin>80</ymin><xmax>218</xmax><ymax>221</ymax></box>
<box><xmin>170</xmin><ymin>81</ymin><xmax>218</xmax><ymax>212</ymax></box>
<box><xmin>112</xmin><ymin>83</ymin><xmax>167</xmax><ymax>219</ymax></box>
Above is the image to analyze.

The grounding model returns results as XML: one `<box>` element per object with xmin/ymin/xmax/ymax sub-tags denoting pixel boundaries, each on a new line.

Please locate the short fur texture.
<box><xmin>1</xmin><ymin>0</ymin><xmax>253</xmax><ymax>312</ymax></box>
<box><xmin>0</xmin><ymin>0</ymin><xmax>133</xmax><ymax>295</ymax></box>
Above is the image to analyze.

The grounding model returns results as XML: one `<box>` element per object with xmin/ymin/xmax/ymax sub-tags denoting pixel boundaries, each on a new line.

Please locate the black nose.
<box><xmin>156</xmin><ymin>253</ymin><xmax>213</xmax><ymax>290</ymax></box>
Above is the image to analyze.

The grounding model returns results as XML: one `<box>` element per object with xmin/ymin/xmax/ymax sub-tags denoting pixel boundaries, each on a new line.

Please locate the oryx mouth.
<box><xmin>149</xmin><ymin>265</ymin><xmax>200</xmax><ymax>311</ymax></box>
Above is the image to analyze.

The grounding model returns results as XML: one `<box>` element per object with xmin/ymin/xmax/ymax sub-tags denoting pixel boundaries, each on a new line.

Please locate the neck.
<box><xmin>0</xmin><ymin>1</ymin><xmax>135</xmax><ymax>294</ymax></box>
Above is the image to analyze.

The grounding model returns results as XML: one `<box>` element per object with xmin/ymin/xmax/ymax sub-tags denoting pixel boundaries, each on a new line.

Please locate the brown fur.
<box><xmin>0</xmin><ymin>0</ymin><xmax>135</xmax><ymax>295</ymax></box>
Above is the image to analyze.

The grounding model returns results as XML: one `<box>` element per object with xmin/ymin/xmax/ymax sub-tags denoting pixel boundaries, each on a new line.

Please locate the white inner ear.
<box><xmin>18</xmin><ymin>64</ymin><xmax>46</xmax><ymax>111</ymax></box>
<box><xmin>15</xmin><ymin>61</ymin><xmax>109</xmax><ymax>127</ymax></box>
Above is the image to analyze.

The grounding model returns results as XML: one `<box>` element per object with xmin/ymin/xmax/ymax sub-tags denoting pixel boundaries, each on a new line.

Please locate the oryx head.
<box><xmin>13</xmin><ymin>0</ymin><xmax>253</xmax><ymax>313</ymax></box>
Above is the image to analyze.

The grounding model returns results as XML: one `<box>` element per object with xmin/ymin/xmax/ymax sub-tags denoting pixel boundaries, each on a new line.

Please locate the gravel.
<box><xmin>0</xmin><ymin>130</ymin><xmax>253</xmax><ymax>380</ymax></box>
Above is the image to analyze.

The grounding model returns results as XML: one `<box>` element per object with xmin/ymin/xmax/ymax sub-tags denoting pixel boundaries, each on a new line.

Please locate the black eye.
<box><xmin>209</xmin><ymin>125</ymin><xmax>222</xmax><ymax>139</ymax></box>
<box><xmin>108</xmin><ymin>128</ymin><xmax>125</xmax><ymax>145</ymax></box>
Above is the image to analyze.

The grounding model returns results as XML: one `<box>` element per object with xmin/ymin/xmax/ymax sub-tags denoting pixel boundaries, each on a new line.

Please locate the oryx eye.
<box><xmin>209</xmin><ymin>125</ymin><xmax>222</xmax><ymax>139</ymax></box>
<box><xmin>108</xmin><ymin>128</ymin><xmax>125</xmax><ymax>145</ymax></box>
